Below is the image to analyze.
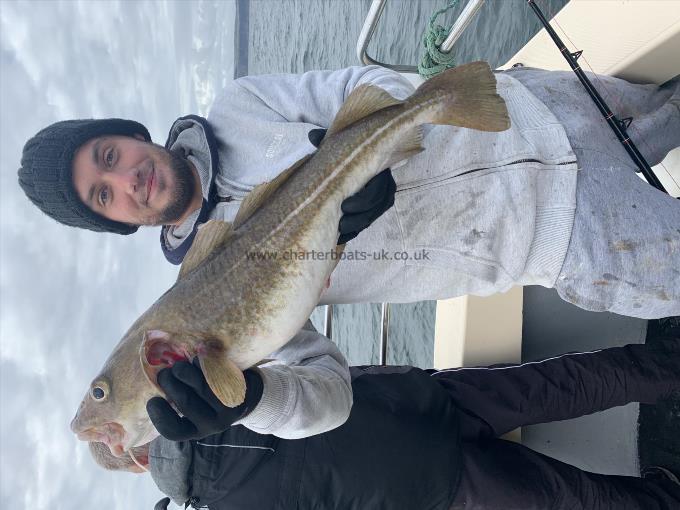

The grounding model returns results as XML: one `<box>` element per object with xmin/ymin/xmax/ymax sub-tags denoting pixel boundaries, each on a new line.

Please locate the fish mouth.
<box><xmin>108</xmin><ymin>442</ymin><xmax>127</xmax><ymax>458</ymax></box>
<box><xmin>77</xmin><ymin>423</ymin><xmax>158</xmax><ymax>458</ymax></box>
<box><xmin>117</xmin><ymin>424</ymin><xmax>160</xmax><ymax>457</ymax></box>
<box><xmin>128</xmin><ymin>446</ymin><xmax>150</xmax><ymax>472</ymax></box>
<box><xmin>74</xmin><ymin>422</ymin><xmax>127</xmax><ymax>455</ymax></box>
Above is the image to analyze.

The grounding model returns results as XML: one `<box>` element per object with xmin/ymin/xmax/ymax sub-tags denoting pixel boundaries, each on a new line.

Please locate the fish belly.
<box><xmin>229</xmin><ymin>198</ymin><xmax>343</xmax><ymax>367</ymax></box>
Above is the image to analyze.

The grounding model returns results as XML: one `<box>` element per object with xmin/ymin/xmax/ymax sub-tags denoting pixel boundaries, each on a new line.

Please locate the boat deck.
<box><xmin>524</xmin><ymin>291</ymin><xmax>680</xmax><ymax>475</ymax></box>
<box><xmin>522</xmin><ymin>286</ymin><xmax>647</xmax><ymax>475</ymax></box>
<box><xmin>433</xmin><ymin>0</ymin><xmax>680</xmax><ymax>476</ymax></box>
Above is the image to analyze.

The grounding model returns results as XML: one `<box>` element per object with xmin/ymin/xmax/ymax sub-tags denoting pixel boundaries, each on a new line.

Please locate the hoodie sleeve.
<box><xmin>234</xmin><ymin>320</ymin><xmax>353</xmax><ymax>439</ymax></box>
<box><xmin>209</xmin><ymin>66</ymin><xmax>414</xmax><ymax>133</ymax></box>
<box><xmin>217</xmin><ymin>66</ymin><xmax>415</xmax><ymax>129</ymax></box>
<box><xmin>205</xmin><ymin>66</ymin><xmax>416</xmax><ymax>197</ymax></box>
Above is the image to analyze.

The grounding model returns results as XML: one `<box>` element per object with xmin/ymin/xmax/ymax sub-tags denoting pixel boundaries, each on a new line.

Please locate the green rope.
<box><xmin>418</xmin><ymin>0</ymin><xmax>459</xmax><ymax>79</ymax></box>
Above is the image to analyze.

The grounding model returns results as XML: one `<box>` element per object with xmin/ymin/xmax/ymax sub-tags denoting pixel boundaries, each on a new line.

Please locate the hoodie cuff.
<box><xmin>236</xmin><ymin>367</ymin><xmax>292</xmax><ymax>432</ymax></box>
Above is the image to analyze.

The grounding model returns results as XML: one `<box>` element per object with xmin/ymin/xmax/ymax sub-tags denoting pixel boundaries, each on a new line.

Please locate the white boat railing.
<box><xmin>351</xmin><ymin>0</ymin><xmax>485</xmax><ymax>366</ymax></box>
<box><xmin>323</xmin><ymin>304</ymin><xmax>333</xmax><ymax>339</ymax></box>
<box><xmin>378</xmin><ymin>302</ymin><xmax>390</xmax><ymax>365</ymax></box>
<box><xmin>439</xmin><ymin>0</ymin><xmax>486</xmax><ymax>53</ymax></box>
<box><xmin>356</xmin><ymin>0</ymin><xmax>485</xmax><ymax>72</ymax></box>
<box><xmin>322</xmin><ymin>303</ymin><xmax>391</xmax><ymax>365</ymax></box>
<box><xmin>347</xmin><ymin>0</ymin><xmax>490</xmax><ymax>365</ymax></box>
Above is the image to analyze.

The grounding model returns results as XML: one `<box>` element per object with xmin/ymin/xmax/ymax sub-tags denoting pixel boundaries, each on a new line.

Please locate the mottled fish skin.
<box><xmin>70</xmin><ymin>62</ymin><xmax>510</xmax><ymax>456</ymax></box>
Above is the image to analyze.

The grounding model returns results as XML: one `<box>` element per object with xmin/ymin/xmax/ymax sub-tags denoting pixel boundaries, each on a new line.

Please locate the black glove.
<box><xmin>154</xmin><ymin>497</ymin><xmax>171</xmax><ymax>510</ymax></box>
<box><xmin>146</xmin><ymin>358</ymin><xmax>264</xmax><ymax>441</ymax></box>
<box><xmin>308</xmin><ymin>127</ymin><xmax>327</xmax><ymax>148</ymax></box>
<box><xmin>308</xmin><ymin>128</ymin><xmax>397</xmax><ymax>245</ymax></box>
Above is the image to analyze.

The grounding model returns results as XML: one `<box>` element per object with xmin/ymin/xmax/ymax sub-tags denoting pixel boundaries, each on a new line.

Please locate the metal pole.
<box><xmin>440</xmin><ymin>0</ymin><xmax>485</xmax><ymax>53</ymax></box>
<box><xmin>526</xmin><ymin>0</ymin><xmax>668</xmax><ymax>194</ymax></box>
<box><xmin>357</xmin><ymin>0</ymin><xmax>486</xmax><ymax>73</ymax></box>
<box><xmin>323</xmin><ymin>305</ymin><xmax>333</xmax><ymax>339</ymax></box>
<box><xmin>356</xmin><ymin>0</ymin><xmax>419</xmax><ymax>72</ymax></box>
<box><xmin>379</xmin><ymin>303</ymin><xmax>390</xmax><ymax>365</ymax></box>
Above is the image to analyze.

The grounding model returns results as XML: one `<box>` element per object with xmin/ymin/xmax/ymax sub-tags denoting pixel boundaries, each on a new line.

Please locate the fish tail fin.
<box><xmin>408</xmin><ymin>61</ymin><xmax>510</xmax><ymax>132</ymax></box>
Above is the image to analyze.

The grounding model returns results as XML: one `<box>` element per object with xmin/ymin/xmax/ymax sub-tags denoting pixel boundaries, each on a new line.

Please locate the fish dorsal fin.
<box><xmin>232</xmin><ymin>153</ymin><xmax>313</xmax><ymax>229</ymax></box>
<box><xmin>326</xmin><ymin>84</ymin><xmax>403</xmax><ymax>138</ymax></box>
<box><xmin>178</xmin><ymin>220</ymin><xmax>234</xmax><ymax>280</ymax></box>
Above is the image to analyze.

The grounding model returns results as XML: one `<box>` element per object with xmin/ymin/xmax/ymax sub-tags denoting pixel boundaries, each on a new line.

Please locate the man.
<box><xmin>90</xmin><ymin>324</ymin><xmax>680</xmax><ymax>509</ymax></box>
<box><xmin>18</xmin><ymin>65</ymin><xmax>680</xmax><ymax>318</ymax></box>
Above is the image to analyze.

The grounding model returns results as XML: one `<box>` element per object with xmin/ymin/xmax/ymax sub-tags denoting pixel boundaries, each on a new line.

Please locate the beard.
<box><xmin>153</xmin><ymin>147</ymin><xmax>198</xmax><ymax>225</ymax></box>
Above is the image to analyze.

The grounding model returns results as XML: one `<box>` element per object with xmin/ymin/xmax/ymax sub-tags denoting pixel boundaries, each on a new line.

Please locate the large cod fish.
<box><xmin>71</xmin><ymin>62</ymin><xmax>510</xmax><ymax>457</ymax></box>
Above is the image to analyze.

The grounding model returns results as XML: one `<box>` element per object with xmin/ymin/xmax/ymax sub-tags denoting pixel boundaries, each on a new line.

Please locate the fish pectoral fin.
<box><xmin>179</xmin><ymin>220</ymin><xmax>235</xmax><ymax>279</ymax></box>
<box><xmin>326</xmin><ymin>84</ymin><xmax>403</xmax><ymax>138</ymax></box>
<box><xmin>384</xmin><ymin>127</ymin><xmax>425</xmax><ymax>168</ymax></box>
<box><xmin>233</xmin><ymin>153</ymin><xmax>313</xmax><ymax>229</ymax></box>
<box><xmin>198</xmin><ymin>354</ymin><xmax>246</xmax><ymax>408</ymax></box>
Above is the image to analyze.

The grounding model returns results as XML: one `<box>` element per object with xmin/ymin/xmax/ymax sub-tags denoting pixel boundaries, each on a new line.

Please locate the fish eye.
<box><xmin>90</xmin><ymin>380</ymin><xmax>110</xmax><ymax>401</ymax></box>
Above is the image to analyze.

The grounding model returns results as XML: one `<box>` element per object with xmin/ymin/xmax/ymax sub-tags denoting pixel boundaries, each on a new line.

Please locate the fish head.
<box><xmin>70</xmin><ymin>329</ymin><xmax>168</xmax><ymax>457</ymax></box>
<box><xmin>71</xmin><ymin>328</ymin><xmax>243</xmax><ymax>457</ymax></box>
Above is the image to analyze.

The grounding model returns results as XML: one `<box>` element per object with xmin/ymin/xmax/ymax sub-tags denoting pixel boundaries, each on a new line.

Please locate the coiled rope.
<box><xmin>418</xmin><ymin>0</ymin><xmax>459</xmax><ymax>79</ymax></box>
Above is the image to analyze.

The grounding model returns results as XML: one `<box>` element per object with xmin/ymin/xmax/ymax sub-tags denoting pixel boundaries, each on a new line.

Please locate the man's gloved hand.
<box><xmin>309</xmin><ymin>128</ymin><xmax>396</xmax><ymax>245</ymax></box>
<box><xmin>307</xmin><ymin>127</ymin><xmax>327</xmax><ymax>148</ymax></box>
<box><xmin>146</xmin><ymin>358</ymin><xmax>264</xmax><ymax>441</ymax></box>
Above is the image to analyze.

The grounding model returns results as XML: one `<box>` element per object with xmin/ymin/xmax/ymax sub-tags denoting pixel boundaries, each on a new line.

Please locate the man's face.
<box><xmin>72</xmin><ymin>135</ymin><xmax>198</xmax><ymax>227</ymax></box>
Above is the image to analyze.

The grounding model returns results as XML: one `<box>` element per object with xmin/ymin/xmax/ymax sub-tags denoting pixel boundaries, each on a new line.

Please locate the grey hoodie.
<box><xmin>163</xmin><ymin>66</ymin><xmax>578</xmax><ymax>303</ymax></box>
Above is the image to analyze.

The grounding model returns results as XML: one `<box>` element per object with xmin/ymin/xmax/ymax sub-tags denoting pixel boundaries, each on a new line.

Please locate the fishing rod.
<box><xmin>526</xmin><ymin>0</ymin><xmax>669</xmax><ymax>194</ymax></box>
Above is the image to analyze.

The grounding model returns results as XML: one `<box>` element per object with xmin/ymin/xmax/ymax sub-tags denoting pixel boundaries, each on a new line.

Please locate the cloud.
<box><xmin>1</xmin><ymin>1</ymin><xmax>235</xmax><ymax>507</ymax></box>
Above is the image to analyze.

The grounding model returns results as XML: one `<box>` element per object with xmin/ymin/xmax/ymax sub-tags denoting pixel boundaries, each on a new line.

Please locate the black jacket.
<box><xmin>184</xmin><ymin>366</ymin><xmax>462</xmax><ymax>510</ymax></box>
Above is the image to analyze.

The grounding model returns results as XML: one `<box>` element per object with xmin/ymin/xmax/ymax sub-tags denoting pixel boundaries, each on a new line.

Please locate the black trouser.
<box><xmin>430</xmin><ymin>338</ymin><xmax>680</xmax><ymax>509</ymax></box>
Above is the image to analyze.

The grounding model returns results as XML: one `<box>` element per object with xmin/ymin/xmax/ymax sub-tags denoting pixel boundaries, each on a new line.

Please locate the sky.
<box><xmin>0</xmin><ymin>1</ymin><xmax>235</xmax><ymax>508</ymax></box>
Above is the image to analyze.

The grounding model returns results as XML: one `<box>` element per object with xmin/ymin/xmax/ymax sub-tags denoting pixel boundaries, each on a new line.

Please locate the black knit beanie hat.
<box><xmin>18</xmin><ymin>118</ymin><xmax>152</xmax><ymax>235</ymax></box>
